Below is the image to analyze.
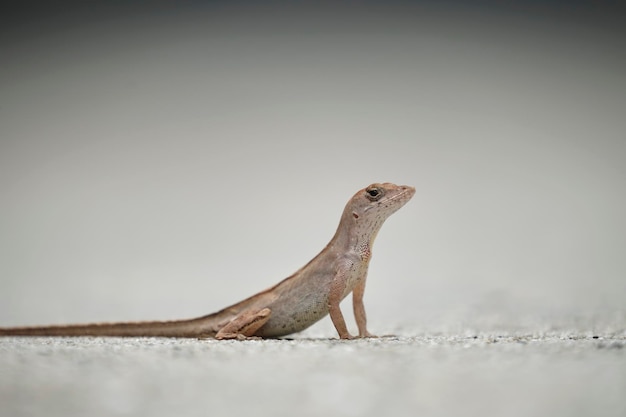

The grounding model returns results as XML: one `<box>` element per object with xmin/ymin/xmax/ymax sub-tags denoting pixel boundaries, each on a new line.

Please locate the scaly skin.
<box><xmin>0</xmin><ymin>183</ymin><xmax>415</xmax><ymax>340</ymax></box>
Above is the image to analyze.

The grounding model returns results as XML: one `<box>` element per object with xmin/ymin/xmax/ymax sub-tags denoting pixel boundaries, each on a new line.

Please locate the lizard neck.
<box><xmin>329</xmin><ymin>207</ymin><xmax>386</xmax><ymax>261</ymax></box>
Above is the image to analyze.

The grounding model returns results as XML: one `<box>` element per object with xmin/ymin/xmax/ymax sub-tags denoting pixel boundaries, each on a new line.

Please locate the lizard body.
<box><xmin>0</xmin><ymin>183</ymin><xmax>414</xmax><ymax>340</ymax></box>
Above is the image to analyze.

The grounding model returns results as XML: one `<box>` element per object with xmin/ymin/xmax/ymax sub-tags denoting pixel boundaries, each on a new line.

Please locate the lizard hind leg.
<box><xmin>215</xmin><ymin>308</ymin><xmax>272</xmax><ymax>340</ymax></box>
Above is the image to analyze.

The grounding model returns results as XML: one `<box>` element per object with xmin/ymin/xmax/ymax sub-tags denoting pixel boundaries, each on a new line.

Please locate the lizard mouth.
<box><xmin>388</xmin><ymin>186</ymin><xmax>415</xmax><ymax>203</ymax></box>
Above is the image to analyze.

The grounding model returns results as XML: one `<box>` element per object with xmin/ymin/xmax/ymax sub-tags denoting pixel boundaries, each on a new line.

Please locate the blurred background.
<box><xmin>1</xmin><ymin>0</ymin><xmax>624</xmax><ymax>334</ymax></box>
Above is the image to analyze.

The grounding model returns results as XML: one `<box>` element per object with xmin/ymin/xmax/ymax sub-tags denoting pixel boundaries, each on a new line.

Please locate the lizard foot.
<box><xmin>215</xmin><ymin>307</ymin><xmax>272</xmax><ymax>340</ymax></box>
<box><xmin>215</xmin><ymin>333</ymin><xmax>263</xmax><ymax>341</ymax></box>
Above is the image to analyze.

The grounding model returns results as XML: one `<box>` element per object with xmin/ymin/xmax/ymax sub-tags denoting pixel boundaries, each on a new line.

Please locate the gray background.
<box><xmin>1</xmin><ymin>2</ymin><xmax>624</xmax><ymax>416</ymax></box>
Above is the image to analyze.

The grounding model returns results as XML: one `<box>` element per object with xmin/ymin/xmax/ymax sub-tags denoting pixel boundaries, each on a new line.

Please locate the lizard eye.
<box><xmin>365</xmin><ymin>187</ymin><xmax>383</xmax><ymax>201</ymax></box>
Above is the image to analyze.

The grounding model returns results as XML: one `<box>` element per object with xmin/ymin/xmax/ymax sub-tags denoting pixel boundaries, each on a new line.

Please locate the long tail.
<box><xmin>0</xmin><ymin>316</ymin><xmax>219</xmax><ymax>338</ymax></box>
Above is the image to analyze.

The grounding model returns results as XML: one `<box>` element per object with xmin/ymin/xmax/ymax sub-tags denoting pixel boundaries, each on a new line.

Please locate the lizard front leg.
<box><xmin>215</xmin><ymin>308</ymin><xmax>271</xmax><ymax>340</ymax></box>
<box><xmin>353</xmin><ymin>277</ymin><xmax>375</xmax><ymax>338</ymax></box>
<box><xmin>328</xmin><ymin>268</ymin><xmax>353</xmax><ymax>339</ymax></box>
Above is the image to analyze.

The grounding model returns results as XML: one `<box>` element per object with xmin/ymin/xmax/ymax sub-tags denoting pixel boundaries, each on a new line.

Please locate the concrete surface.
<box><xmin>1</xmin><ymin>325</ymin><xmax>625</xmax><ymax>417</ymax></box>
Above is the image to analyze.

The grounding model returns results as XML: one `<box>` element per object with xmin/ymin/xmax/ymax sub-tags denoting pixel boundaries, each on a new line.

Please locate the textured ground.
<box><xmin>1</xmin><ymin>327</ymin><xmax>624</xmax><ymax>417</ymax></box>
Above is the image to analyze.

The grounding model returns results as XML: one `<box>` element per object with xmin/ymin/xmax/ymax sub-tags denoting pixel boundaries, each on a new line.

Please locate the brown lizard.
<box><xmin>0</xmin><ymin>183</ymin><xmax>415</xmax><ymax>340</ymax></box>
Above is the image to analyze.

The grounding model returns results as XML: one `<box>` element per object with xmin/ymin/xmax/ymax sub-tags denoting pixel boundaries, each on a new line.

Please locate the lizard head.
<box><xmin>347</xmin><ymin>182</ymin><xmax>415</xmax><ymax>232</ymax></box>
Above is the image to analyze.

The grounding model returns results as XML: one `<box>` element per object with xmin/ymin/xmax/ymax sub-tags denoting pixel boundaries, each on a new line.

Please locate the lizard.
<box><xmin>0</xmin><ymin>182</ymin><xmax>415</xmax><ymax>340</ymax></box>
